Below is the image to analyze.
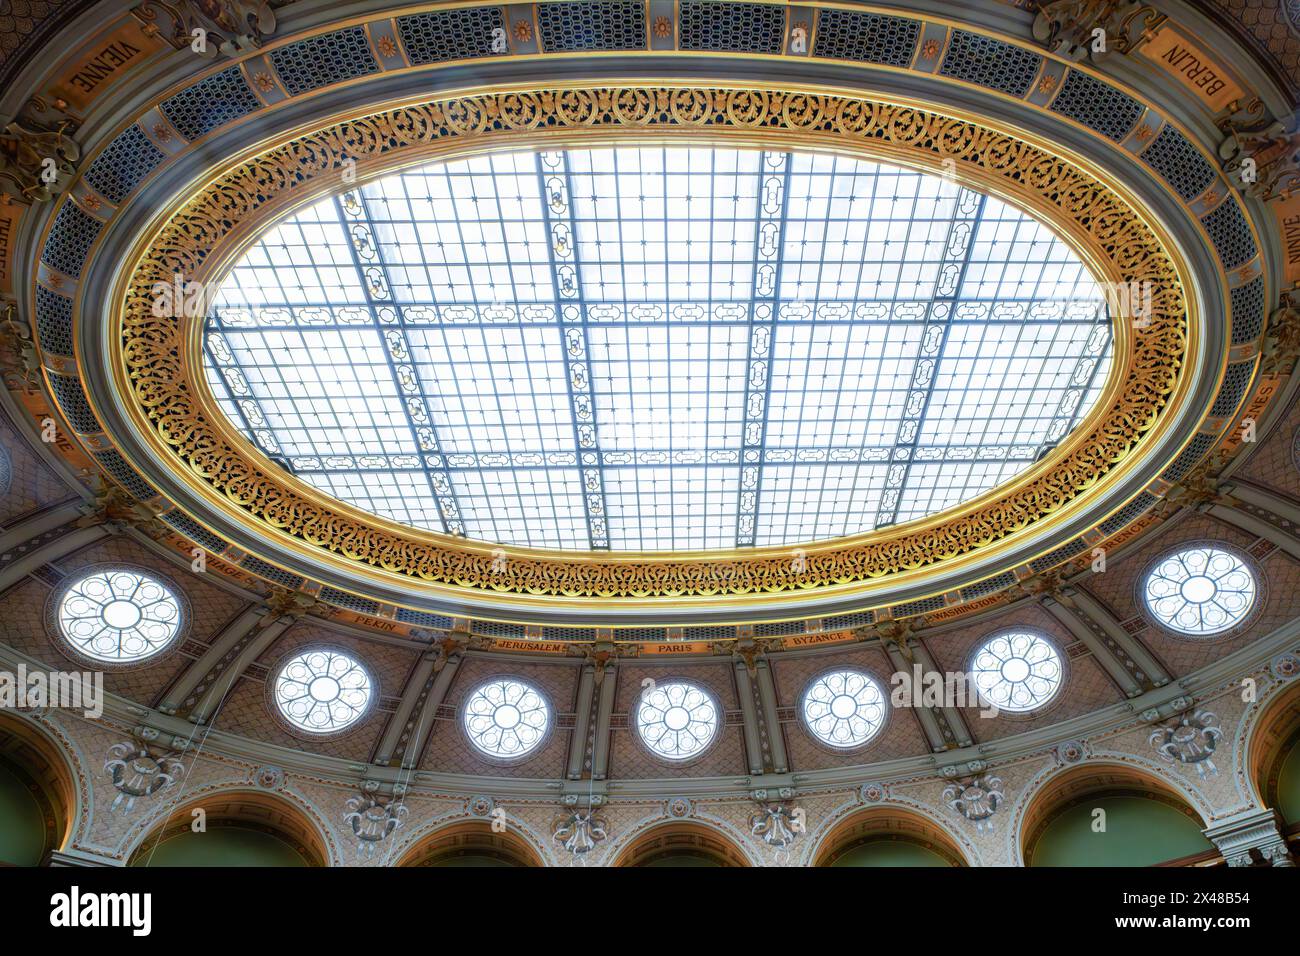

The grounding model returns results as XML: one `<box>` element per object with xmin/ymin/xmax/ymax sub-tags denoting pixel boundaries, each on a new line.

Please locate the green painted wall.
<box><xmin>0</xmin><ymin>760</ymin><xmax>46</xmax><ymax>867</ymax></box>
<box><xmin>131</xmin><ymin>827</ymin><xmax>308</xmax><ymax>867</ymax></box>
<box><xmin>1277</xmin><ymin>735</ymin><xmax>1300</xmax><ymax>826</ymax></box>
<box><xmin>830</xmin><ymin>841</ymin><xmax>950</xmax><ymax>867</ymax></box>
<box><xmin>1030</xmin><ymin>796</ymin><xmax>1212</xmax><ymax>867</ymax></box>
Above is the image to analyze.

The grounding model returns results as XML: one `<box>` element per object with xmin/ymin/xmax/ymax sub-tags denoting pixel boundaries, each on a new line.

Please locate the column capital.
<box><xmin>1203</xmin><ymin>807</ymin><xmax>1295</xmax><ymax>867</ymax></box>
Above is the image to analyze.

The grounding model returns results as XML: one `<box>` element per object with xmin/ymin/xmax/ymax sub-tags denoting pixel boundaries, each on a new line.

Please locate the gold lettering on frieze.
<box><xmin>47</xmin><ymin>23</ymin><xmax>163</xmax><ymax>111</ymax></box>
<box><xmin>114</xmin><ymin>86</ymin><xmax>1188</xmax><ymax>599</ymax></box>
<box><xmin>349</xmin><ymin>614</ymin><xmax>397</xmax><ymax>632</ymax></box>
<box><xmin>642</xmin><ymin>641</ymin><xmax>711</xmax><ymax>654</ymax></box>
<box><xmin>926</xmin><ymin>593</ymin><xmax>1003</xmax><ymax>622</ymax></box>
<box><xmin>0</xmin><ymin>201</ymin><xmax>21</xmax><ymax>294</ymax></box>
<box><xmin>492</xmin><ymin>639</ymin><xmax>567</xmax><ymax>654</ymax></box>
<box><xmin>783</xmin><ymin>631</ymin><xmax>854</xmax><ymax>648</ymax></box>
<box><xmin>1138</xmin><ymin>28</ymin><xmax>1243</xmax><ymax>111</ymax></box>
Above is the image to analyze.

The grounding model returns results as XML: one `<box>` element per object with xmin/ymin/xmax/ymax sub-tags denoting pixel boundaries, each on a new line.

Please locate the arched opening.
<box><xmin>127</xmin><ymin>791</ymin><xmax>329</xmax><ymax>867</ymax></box>
<box><xmin>813</xmin><ymin>807</ymin><xmax>968</xmax><ymax>867</ymax></box>
<box><xmin>613</xmin><ymin>822</ymin><xmax>751</xmax><ymax>867</ymax></box>
<box><xmin>1249</xmin><ymin>682</ymin><xmax>1300</xmax><ymax>847</ymax></box>
<box><xmin>1022</xmin><ymin>764</ymin><xmax>1215</xmax><ymax>867</ymax></box>
<box><xmin>0</xmin><ymin>714</ymin><xmax>76</xmax><ymax>866</ymax></box>
<box><xmin>396</xmin><ymin>820</ymin><xmax>543</xmax><ymax>867</ymax></box>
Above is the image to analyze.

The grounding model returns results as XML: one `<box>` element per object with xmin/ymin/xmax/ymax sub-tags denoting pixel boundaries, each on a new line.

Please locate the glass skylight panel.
<box><xmin>454</xmin><ymin>467</ymin><xmax>588</xmax><ymax>549</ymax></box>
<box><xmin>406</xmin><ymin>325</ymin><xmax>573</xmax><ymax>454</ymax></box>
<box><xmin>205</xmin><ymin>145</ymin><xmax>1112</xmax><ymax>551</ymax></box>
<box><xmin>588</xmin><ymin>323</ymin><xmax>749</xmax><ymax>453</ymax></box>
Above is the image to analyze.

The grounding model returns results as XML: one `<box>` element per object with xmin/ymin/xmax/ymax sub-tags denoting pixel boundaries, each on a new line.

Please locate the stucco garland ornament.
<box><xmin>553</xmin><ymin>809</ymin><xmax>608</xmax><ymax>856</ymax></box>
<box><xmin>1056</xmin><ymin>740</ymin><xmax>1086</xmax><ymax>764</ymax></box>
<box><xmin>104</xmin><ymin>742</ymin><xmax>185</xmax><ymax>813</ymax></box>
<box><xmin>861</xmin><ymin>782</ymin><xmax>886</xmax><ymax>803</ymax></box>
<box><xmin>1148</xmin><ymin>709</ymin><xmax>1223</xmax><ymax>778</ymax></box>
<box><xmin>1271</xmin><ymin>652</ymin><xmax>1300</xmax><ymax>681</ymax></box>
<box><xmin>750</xmin><ymin>803</ymin><xmax>804</xmax><ymax>849</ymax></box>
<box><xmin>252</xmin><ymin>766</ymin><xmax>284</xmax><ymax>790</ymax></box>
<box><xmin>942</xmin><ymin>774</ymin><xmax>1006</xmax><ymax>834</ymax></box>
<box><xmin>666</xmin><ymin>796</ymin><xmax>694</xmax><ymax>818</ymax></box>
<box><xmin>344</xmin><ymin>792</ymin><xmax>407</xmax><ymax>857</ymax></box>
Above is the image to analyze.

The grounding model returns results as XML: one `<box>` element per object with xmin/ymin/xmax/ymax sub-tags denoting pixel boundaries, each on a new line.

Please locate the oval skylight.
<box><xmin>203</xmin><ymin>146</ymin><xmax>1112</xmax><ymax>551</ymax></box>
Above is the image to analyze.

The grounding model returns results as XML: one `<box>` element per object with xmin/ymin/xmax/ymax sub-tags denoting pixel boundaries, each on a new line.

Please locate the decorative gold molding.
<box><xmin>110</xmin><ymin>84</ymin><xmax>1188</xmax><ymax>602</ymax></box>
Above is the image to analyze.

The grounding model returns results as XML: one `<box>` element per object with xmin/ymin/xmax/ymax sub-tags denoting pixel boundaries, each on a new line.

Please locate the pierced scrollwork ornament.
<box><xmin>116</xmin><ymin>86</ymin><xmax>1187</xmax><ymax>598</ymax></box>
<box><xmin>942</xmin><ymin>774</ymin><xmax>1006</xmax><ymax>833</ymax></box>
<box><xmin>343</xmin><ymin>792</ymin><xmax>407</xmax><ymax>857</ymax></box>
<box><xmin>1149</xmin><ymin>709</ymin><xmax>1223</xmax><ymax>777</ymax></box>
<box><xmin>104</xmin><ymin>741</ymin><xmax>185</xmax><ymax>813</ymax></box>
<box><xmin>750</xmin><ymin>803</ymin><xmax>805</xmax><ymax>849</ymax></box>
<box><xmin>552</xmin><ymin>809</ymin><xmax>608</xmax><ymax>856</ymax></box>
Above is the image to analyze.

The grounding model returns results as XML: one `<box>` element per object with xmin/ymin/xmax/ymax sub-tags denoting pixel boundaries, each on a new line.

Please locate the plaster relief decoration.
<box><xmin>942</xmin><ymin>774</ymin><xmax>1006</xmax><ymax>834</ymax></box>
<box><xmin>1149</xmin><ymin>709</ymin><xmax>1223</xmax><ymax>778</ymax></box>
<box><xmin>1056</xmin><ymin>740</ymin><xmax>1086</xmax><ymax>764</ymax></box>
<box><xmin>552</xmin><ymin>809</ymin><xmax>608</xmax><ymax>856</ymax></box>
<box><xmin>0</xmin><ymin>298</ymin><xmax>41</xmax><ymax>390</ymax></box>
<box><xmin>1216</xmin><ymin>103</ymin><xmax>1300</xmax><ymax>202</ymax></box>
<box><xmin>0</xmin><ymin>120</ymin><xmax>79</xmax><ymax>202</ymax></box>
<box><xmin>135</xmin><ymin>0</ymin><xmax>277</xmax><ymax>56</ymax></box>
<box><xmin>861</xmin><ymin>782</ymin><xmax>887</xmax><ymax>803</ymax></box>
<box><xmin>253</xmin><ymin>766</ymin><xmax>284</xmax><ymax>790</ymax></box>
<box><xmin>104</xmin><ymin>741</ymin><xmax>185</xmax><ymax>813</ymax></box>
<box><xmin>1270</xmin><ymin>651</ymin><xmax>1300</xmax><ymax>680</ymax></box>
<box><xmin>666</xmin><ymin>796</ymin><xmax>694</xmax><ymax>818</ymax></box>
<box><xmin>1031</xmin><ymin>0</ymin><xmax>1165</xmax><ymax>62</ymax></box>
<box><xmin>750</xmin><ymin>803</ymin><xmax>803</xmax><ymax>849</ymax></box>
<box><xmin>467</xmin><ymin>794</ymin><xmax>495</xmax><ymax>817</ymax></box>
<box><xmin>344</xmin><ymin>792</ymin><xmax>407</xmax><ymax>857</ymax></box>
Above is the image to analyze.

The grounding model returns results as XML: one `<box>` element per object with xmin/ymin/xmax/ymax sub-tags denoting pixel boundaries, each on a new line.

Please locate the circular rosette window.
<box><xmin>55</xmin><ymin>568</ymin><xmax>183</xmax><ymax>665</ymax></box>
<box><xmin>969</xmin><ymin>631</ymin><xmax>1063</xmax><ymax>714</ymax></box>
<box><xmin>635</xmin><ymin>680</ymin><xmax>720</xmax><ymax>761</ymax></box>
<box><xmin>462</xmin><ymin>678</ymin><xmax>552</xmax><ymax>759</ymax></box>
<box><xmin>1142</xmin><ymin>545</ymin><xmax>1257</xmax><ymax>636</ymax></box>
<box><xmin>801</xmin><ymin>669</ymin><xmax>887</xmax><ymax>749</ymax></box>
<box><xmin>273</xmin><ymin>649</ymin><xmax>374</xmax><ymax>734</ymax></box>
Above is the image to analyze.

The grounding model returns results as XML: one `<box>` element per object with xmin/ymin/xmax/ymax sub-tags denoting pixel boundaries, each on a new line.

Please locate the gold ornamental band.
<box><xmin>110</xmin><ymin>83</ymin><xmax>1192</xmax><ymax>604</ymax></box>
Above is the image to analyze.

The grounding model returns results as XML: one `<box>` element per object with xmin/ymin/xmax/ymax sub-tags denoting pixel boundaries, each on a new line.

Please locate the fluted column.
<box><xmin>187</xmin><ymin>614</ymin><xmax>295</xmax><ymax>724</ymax></box>
<box><xmin>0</xmin><ymin>522</ymin><xmax>111</xmax><ymax>594</ymax></box>
<box><xmin>753</xmin><ymin>658</ymin><xmax>789</xmax><ymax>774</ymax></box>
<box><xmin>566</xmin><ymin>664</ymin><xmax>597</xmax><ymax>780</ymax></box>
<box><xmin>590</xmin><ymin>662</ymin><xmax>618</xmax><ymax>780</ymax></box>
<box><xmin>878</xmin><ymin>642</ymin><xmax>948</xmax><ymax>752</ymax></box>
<box><xmin>395</xmin><ymin>651</ymin><xmax>463</xmax><ymax>769</ymax></box>
<box><xmin>1041</xmin><ymin>594</ymin><xmax>1144</xmax><ymax>696</ymax></box>
<box><xmin>732</xmin><ymin>659</ymin><xmax>766</xmax><ymax>775</ymax></box>
<box><xmin>373</xmin><ymin>651</ymin><xmax>441</xmax><ymax>767</ymax></box>
<box><xmin>1208</xmin><ymin>498</ymin><xmax>1300</xmax><ymax>562</ymax></box>
<box><xmin>157</xmin><ymin>605</ymin><xmax>265</xmax><ymax>715</ymax></box>
<box><xmin>0</xmin><ymin>500</ymin><xmax>84</xmax><ymax>557</ymax></box>
<box><xmin>1067</xmin><ymin>586</ymin><xmax>1171</xmax><ymax>688</ymax></box>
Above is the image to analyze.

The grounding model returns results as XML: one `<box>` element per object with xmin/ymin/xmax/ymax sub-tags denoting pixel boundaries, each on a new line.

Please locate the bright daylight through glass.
<box><xmin>203</xmin><ymin>146</ymin><xmax>1113</xmax><ymax>551</ymax></box>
